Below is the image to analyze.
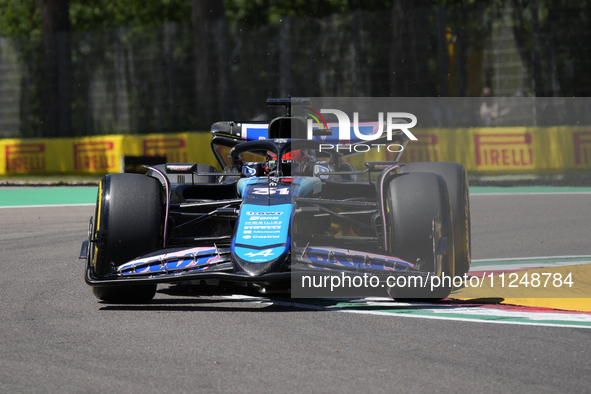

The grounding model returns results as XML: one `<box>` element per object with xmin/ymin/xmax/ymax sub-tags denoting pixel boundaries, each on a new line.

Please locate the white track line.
<box><xmin>221</xmin><ymin>295</ymin><xmax>591</xmax><ymax>329</ymax></box>
<box><xmin>330</xmin><ymin>307</ymin><xmax>591</xmax><ymax>329</ymax></box>
<box><xmin>473</xmin><ymin>255</ymin><xmax>591</xmax><ymax>262</ymax></box>
<box><xmin>471</xmin><ymin>192</ymin><xmax>591</xmax><ymax>196</ymax></box>
<box><xmin>270</xmin><ymin>299</ymin><xmax>591</xmax><ymax>329</ymax></box>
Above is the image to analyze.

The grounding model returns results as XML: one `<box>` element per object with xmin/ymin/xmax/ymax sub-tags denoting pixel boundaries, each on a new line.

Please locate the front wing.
<box><xmin>82</xmin><ymin>242</ymin><xmax>426</xmax><ymax>288</ymax></box>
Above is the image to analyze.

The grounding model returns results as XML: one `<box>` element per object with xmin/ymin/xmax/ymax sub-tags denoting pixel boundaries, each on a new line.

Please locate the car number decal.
<box><xmin>251</xmin><ymin>187</ymin><xmax>290</xmax><ymax>195</ymax></box>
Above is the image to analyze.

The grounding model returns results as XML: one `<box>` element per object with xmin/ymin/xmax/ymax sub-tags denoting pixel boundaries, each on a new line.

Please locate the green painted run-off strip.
<box><xmin>0</xmin><ymin>187</ymin><xmax>98</xmax><ymax>207</ymax></box>
<box><xmin>471</xmin><ymin>256</ymin><xmax>591</xmax><ymax>267</ymax></box>
<box><xmin>276</xmin><ymin>299</ymin><xmax>591</xmax><ymax>328</ymax></box>
<box><xmin>470</xmin><ymin>186</ymin><xmax>591</xmax><ymax>194</ymax></box>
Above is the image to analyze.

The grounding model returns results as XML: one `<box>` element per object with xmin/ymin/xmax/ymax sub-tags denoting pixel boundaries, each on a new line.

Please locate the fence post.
<box><xmin>437</xmin><ymin>4</ymin><xmax>448</xmax><ymax>97</ymax></box>
<box><xmin>279</xmin><ymin>17</ymin><xmax>292</xmax><ymax>97</ymax></box>
<box><xmin>216</xmin><ymin>18</ymin><xmax>233</xmax><ymax>119</ymax></box>
<box><xmin>531</xmin><ymin>0</ymin><xmax>543</xmax><ymax>98</ymax></box>
<box><xmin>352</xmin><ymin>10</ymin><xmax>361</xmax><ymax>96</ymax></box>
<box><xmin>165</xmin><ymin>22</ymin><xmax>178</xmax><ymax>132</ymax></box>
<box><xmin>114</xmin><ymin>27</ymin><xmax>130</xmax><ymax>134</ymax></box>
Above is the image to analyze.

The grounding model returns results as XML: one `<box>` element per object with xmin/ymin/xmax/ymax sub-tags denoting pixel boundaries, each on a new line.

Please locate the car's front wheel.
<box><xmin>399</xmin><ymin>162</ymin><xmax>471</xmax><ymax>277</ymax></box>
<box><xmin>91</xmin><ymin>173</ymin><xmax>162</xmax><ymax>303</ymax></box>
<box><xmin>384</xmin><ymin>172</ymin><xmax>455</xmax><ymax>300</ymax></box>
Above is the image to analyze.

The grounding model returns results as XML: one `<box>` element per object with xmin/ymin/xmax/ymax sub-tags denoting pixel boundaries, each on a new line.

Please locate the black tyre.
<box><xmin>400</xmin><ymin>162</ymin><xmax>471</xmax><ymax>277</ymax></box>
<box><xmin>91</xmin><ymin>173</ymin><xmax>162</xmax><ymax>302</ymax></box>
<box><xmin>385</xmin><ymin>172</ymin><xmax>455</xmax><ymax>299</ymax></box>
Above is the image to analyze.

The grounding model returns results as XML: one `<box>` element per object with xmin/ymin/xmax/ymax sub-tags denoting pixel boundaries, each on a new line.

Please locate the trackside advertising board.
<box><xmin>2</xmin><ymin>95</ymin><xmax>591</xmax><ymax>176</ymax></box>
<box><xmin>1</xmin><ymin>127</ymin><xmax>590</xmax><ymax>175</ymax></box>
<box><xmin>346</xmin><ymin>127</ymin><xmax>591</xmax><ymax>174</ymax></box>
<box><xmin>0</xmin><ymin>132</ymin><xmax>217</xmax><ymax>175</ymax></box>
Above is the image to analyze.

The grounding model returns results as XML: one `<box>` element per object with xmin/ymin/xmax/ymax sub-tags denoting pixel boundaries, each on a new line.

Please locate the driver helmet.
<box><xmin>265</xmin><ymin>150</ymin><xmax>313</xmax><ymax>176</ymax></box>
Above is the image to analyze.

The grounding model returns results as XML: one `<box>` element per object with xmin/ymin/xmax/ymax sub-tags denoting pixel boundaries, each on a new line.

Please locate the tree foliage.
<box><xmin>0</xmin><ymin>0</ymin><xmax>41</xmax><ymax>37</ymax></box>
<box><xmin>69</xmin><ymin>0</ymin><xmax>191</xmax><ymax>30</ymax></box>
<box><xmin>0</xmin><ymin>0</ymin><xmax>192</xmax><ymax>37</ymax></box>
<box><xmin>225</xmin><ymin>0</ymin><xmax>399</xmax><ymax>28</ymax></box>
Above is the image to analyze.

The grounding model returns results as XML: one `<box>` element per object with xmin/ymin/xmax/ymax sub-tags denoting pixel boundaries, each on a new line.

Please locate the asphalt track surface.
<box><xmin>1</xmin><ymin>193</ymin><xmax>590</xmax><ymax>393</ymax></box>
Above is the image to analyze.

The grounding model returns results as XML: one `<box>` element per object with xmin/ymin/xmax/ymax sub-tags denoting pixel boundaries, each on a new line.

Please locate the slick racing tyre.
<box><xmin>91</xmin><ymin>173</ymin><xmax>162</xmax><ymax>303</ymax></box>
<box><xmin>399</xmin><ymin>162</ymin><xmax>471</xmax><ymax>277</ymax></box>
<box><xmin>385</xmin><ymin>172</ymin><xmax>455</xmax><ymax>300</ymax></box>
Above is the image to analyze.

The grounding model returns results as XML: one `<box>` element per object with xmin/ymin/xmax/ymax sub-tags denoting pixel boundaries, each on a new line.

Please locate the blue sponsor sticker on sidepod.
<box><xmin>234</xmin><ymin>203</ymin><xmax>291</xmax><ymax>263</ymax></box>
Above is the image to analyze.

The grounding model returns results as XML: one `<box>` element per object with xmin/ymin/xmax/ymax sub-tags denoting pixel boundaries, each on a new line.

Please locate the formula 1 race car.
<box><xmin>81</xmin><ymin>98</ymin><xmax>471</xmax><ymax>302</ymax></box>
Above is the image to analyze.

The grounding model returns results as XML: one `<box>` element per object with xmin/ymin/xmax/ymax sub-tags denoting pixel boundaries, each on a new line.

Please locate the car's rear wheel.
<box><xmin>385</xmin><ymin>172</ymin><xmax>455</xmax><ymax>299</ymax></box>
<box><xmin>400</xmin><ymin>162</ymin><xmax>471</xmax><ymax>277</ymax></box>
<box><xmin>91</xmin><ymin>173</ymin><xmax>162</xmax><ymax>303</ymax></box>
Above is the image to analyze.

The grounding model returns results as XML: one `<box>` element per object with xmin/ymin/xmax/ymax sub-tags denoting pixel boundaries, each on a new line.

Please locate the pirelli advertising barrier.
<box><xmin>1</xmin><ymin>127</ymin><xmax>590</xmax><ymax>175</ymax></box>
<box><xmin>352</xmin><ymin>127</ymin><xmax>591</xmax><ymax>174</ymax></box>
<box><xmin>0</xmin><ymin>133</ymin><xmax>217</xmax><ymax>175</ymax></box>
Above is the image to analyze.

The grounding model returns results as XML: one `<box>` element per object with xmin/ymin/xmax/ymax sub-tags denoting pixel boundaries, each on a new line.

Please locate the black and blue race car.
<box><xmin>81</xmin><ymin>98</ymin><xmax>471</xmax><ymax>302</ymax></box>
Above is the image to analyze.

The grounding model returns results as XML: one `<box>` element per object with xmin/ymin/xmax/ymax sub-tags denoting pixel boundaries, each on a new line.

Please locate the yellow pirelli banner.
<box><xmin>349</xmin><ymin>127</ymin><xmax>591</xmax><ymax>174</ymax></box>
<box><xmin>1</xmin><ymin>128</ymin><xmax>590</xmax><ymax>175</ymax></box>
<box><xmin>119</xmin><ymin>133</ymin><xmax>217</xmax><ymax>167</ymax></box>
<box><xmin>0</xmin><ymin>132</ymin><xmax>218</xmax><ymax>175</ymax></box>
